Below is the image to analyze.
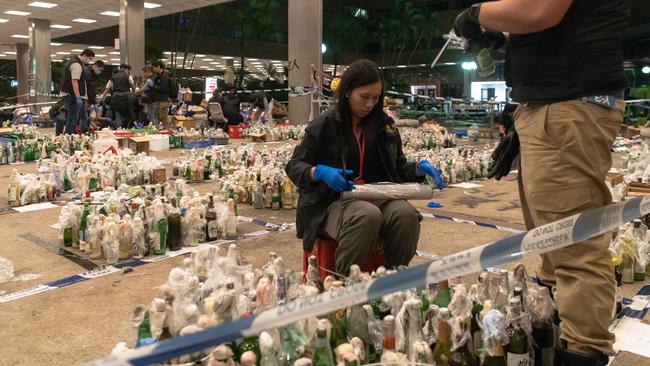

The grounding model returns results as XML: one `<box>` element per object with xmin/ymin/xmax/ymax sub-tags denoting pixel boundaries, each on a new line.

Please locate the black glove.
<box><xmin>482</xmin><ymin>30</ymin><xmax>506</xmax><ymax>50</ymax></box>
<box><xmin>453</xmin><ymin>8</ymin><xmax>481</xmax><ymax>39</ymax></box>
<box><xmin>487</xmin><ymin>127</ymin><xmax>519</xmax><ymax>181</ymax></box>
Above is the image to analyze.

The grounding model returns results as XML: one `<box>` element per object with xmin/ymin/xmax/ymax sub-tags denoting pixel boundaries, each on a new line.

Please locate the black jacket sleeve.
<box><xmin>151</xmin><ymin>72</ymin><xmax>170</xmax><ymax>93</ymax></box>
<box><xmin>285</xmin><ymin>125</ymin><xmax>321</xmax><ymax>190</ymax></box>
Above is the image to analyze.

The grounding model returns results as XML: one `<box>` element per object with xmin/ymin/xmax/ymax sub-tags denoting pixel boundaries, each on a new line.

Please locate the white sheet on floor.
<box><xmin>613</xmin><ymin>317</ymin><xmax>650</xmax><ymax>358</ymax></box>
<box><xmin>449</xmin><ymin>182</ymin><xmax>483</xmax><ymax>189</ymax></box>
<box><xmin>13</xmin><ymin>202</ymin><xmax>58</xmax><ymax>212</ymax></box>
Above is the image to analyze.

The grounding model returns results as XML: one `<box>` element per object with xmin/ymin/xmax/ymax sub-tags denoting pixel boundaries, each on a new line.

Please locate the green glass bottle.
<box><xmin>63</xmin><ymin>227</ymin><xmax>74</xmax><ymax>247</ymax></box>
<box><xmin>63</xmin><ymin>170</ymin><xmax>71</xmax><ymax>192</ymax></box>
<box><xmin>236</xmin><ymin>336</ymin><xmax>261</xmax><ymax>365</ymax></box>
<box><xmin>228</xmin><ymin>188</ymin><xmax>238</xmax><ymax>216</ymax></box>
<box><xmin>506</xmin><ymin>298</ymin><xmax>529</xmax><ymax>366</ymax></box>
<box><xmin>433</xmin><ymin>308</ymin><xmax>452</xmax><ymax>366</ymax></box>
<box><xmin>167</xmin><ymin>205</ymin><xmax>182</xmax><ymax>251</ymax></box>
<box><xmin>135</xmin><ymin>310</ymin><xmax>155</xmax><ymax>348</ymax></box>
<box><xmin>153</xmin><ymin>216</ymin><xmax>168</xmax><ymax>255</ymax></box>
<box><xmin>78</xmin><ymin>192</ymin><xmax>91</xmax><ymax>244</ymax></box>
<box><xmin>433</xmin><ymin>280</ymin><xmax>452</xmax><ymax>308</ymax></box>
<box><xmin>482</xmin><ymin>310</ymin><xmax>507</xmax><ymax>366</ymax></box>
<box><xmin>313</xmin><ymin>322</ymin><xmax>335</xmax><ymax>366</ymax></box>
<box><xmin>482</xmin><ymin>343</ymin><xmax>507</xmax><ymax>366</ymax></box>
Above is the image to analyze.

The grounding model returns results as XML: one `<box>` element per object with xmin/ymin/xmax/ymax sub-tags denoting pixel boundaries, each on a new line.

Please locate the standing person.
<box><xmin>59</xmin><ymin>48</ymin><xmax>95</xmax><ymax>134</ymax></box>
<box><xmin>454</xmin><ymin>1</ymin><xmax>630</xmax><ymax>365</ymax></box>
<box><xmin>101</xmin><ymin>64</ymin><xmax>136</xmax><ymax>128</ymax></box>
<box><xmin>84</xmin><ymin>60</ymin><xmax>104</xmax><ymax>107</ymax></box>
<box><xmin>285</xmin><ymin>59</ymin><xmax>444</xmax><ymax>277</ymax></box>
<box><xmin>139</xmin><ymin>66</ymin><xmax>156</xmax><ymax>125</ymax></box>
<box><xmin>150</xmin><ymin>60</ymin><xmax>171</xmax><ymax>128</ymax></box>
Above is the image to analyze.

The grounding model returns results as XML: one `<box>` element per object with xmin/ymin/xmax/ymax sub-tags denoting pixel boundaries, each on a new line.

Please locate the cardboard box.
<box><xmin>606</xmin><ymin>172</ymin><xmax>624</xmax><ymax>186</ymax></box>
<box><xmin>175</xmin><ymin>119</ymin><xmax>197</xmax><ymax>130</ymax></box>
<box><xmin>128</xmin><ymin>136</ymin><xmax>150</xmax><ymax>154</ymax></box>
<box><xmin>152</xmin><ymin>168</ymin><xmax>167</xmax><ymax>184</ymax></box>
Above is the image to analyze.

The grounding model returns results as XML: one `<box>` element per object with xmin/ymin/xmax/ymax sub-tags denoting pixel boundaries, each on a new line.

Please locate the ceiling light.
<box><xmin>210</xmin><ymin>62</ymin><xmax>219</xmax><ymax>65</ymax></box>
<box><xmin>195</xmin><ymin>54</ymin><xmax>205</xmax><ymax>57</ymax></box>
<box><xmin>109</xmin><ymin>51</ymin><xmax>120</xmax><ymax>55</ymax></box>
<box><xmin>5</xmin><ymin>51</ymin><xmax>16</xmax><ymax>55</ymax></box>
<box><xmin>202</xmin><ymin>58</ymin><xmax>214</xmax><ymax>61</ymax></box>
<box><xmin>200</xmin><ymin>66</ymin><xmax>209</xmax><ymax>69</ymax></box>
<box><xmin>110</xmin><ymin>58</ymin><xmax>120</xmax><ymax>61</ymax></box>
<box><xmin>5</xmin><ymin>10</ymin><xmax>31</xmax><ymax>16</ymax></box>
<box><xmin>248</xmin><ymin>58</ymin><xmax>258</xmax><ymax>61</ymax></box>
<box><xmin>100</xmin><ymin>11</ymin><xmax>120</xmax><ymax>17</ymax></box>
<box><xmin>89</xmin><ymin>46</ymin><xmax>104</xmax><ymax>49</ymax></box>
<box><xmin>396</xmin><ymin>65</ymin><xmax>407</xmax><ymax>68</ymax></box>
<box><xmin>50</xmin><ymin>42</ymin><xmax>62</xmax><ymax>46</ymax></box>
<box><xmin>11</xmin><ymin>35</ymin><xmax>29</xmax><ymax>39</ymax></box>
<box><xmin>221</xmin><ymin>56</ymin><xmax>233</xmax><ymax>60</ymax></box>
<box><xmin>53</xmin><ymin>60</ymin><xmax>63</xmax><ymax>62</ymax></box>
<box><xmin>94</xmin><ymin>54</ymin><xmax>106</xmax><ymax>57</ymax></box>
<box><xmin>144</xmin><ymin>2</ymin><xmax>161</xmax><ymax>9</ymax></box>
<box><xmin>56</xmin><ymin>51</ymin><xmax>69</xmax><ymax>55</ymax></box>
<box><xmin>642</xmin><ymin>66</ymin><xmax>650</xmax><ymax>74</ymax></box>
<box><xmin>0</xmin><ymin>54</ymin><xmax>6</xmax><ymax>57</ymax></box>
<box><xmin>176</xmin><ymin>56</ymin><xmax>184</xmax><ymax>59</ymax></box>
<box><xmin>73</xmin><ymin>18</ymin><xmax>96</xmax><ymax>23</ymax></box>
<box><xmin>51</xmin><ymin>24</ymin><xmax>71</xmax><ymax>29</ymax></box>
<box><xmin>0</xmin><ymin>19</ymin><xmax>9</xmax><ymax>23</ymax></box>
<box><xmin>71</xmin><ymin>49</ymin><xmax>83</xmax><ymax>52</ymax></box>
<box><xmin>29</xmin><ymin>2</ymin><xmax>58</xmax><ymax>8</ymax></box>
<box><xmin>50</xmin><ymin>54</ymin><xmax>56</xmax><ymax>57</ymax></box>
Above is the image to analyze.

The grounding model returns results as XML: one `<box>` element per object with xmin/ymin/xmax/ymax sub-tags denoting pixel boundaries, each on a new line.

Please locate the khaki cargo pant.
<box><xmin>320</xmin><ymin>199</ymin><xmax>422</xmax><ymax>276</ymax></box>
<box><xmin>514</xmin><ymin>98</ymin><xmax>624</xmax><ymax>355</ymax></box>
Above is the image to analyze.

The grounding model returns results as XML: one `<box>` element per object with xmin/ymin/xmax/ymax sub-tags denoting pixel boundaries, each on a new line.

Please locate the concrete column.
<box><xmin>120</xmin><ymin>0</ymin><xmax>145</xmax><ymax>79</ymax></box>
<box><xmin>288</xmin><ymin>0</ymin><xmax>322</xmax><ymax>124</ymax></box>
<box><xmin>28</xmin><ymin>18</ymin><xmax>51</xmax><ymax>103</ymax></box>
<box><xmin>16</xmin><ymin>43</ymin><xmax>30</xmax><ymax>104</ymax></box>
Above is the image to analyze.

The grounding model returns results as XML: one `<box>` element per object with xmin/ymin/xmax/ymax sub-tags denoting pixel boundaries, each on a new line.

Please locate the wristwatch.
<box><xmin>469</xmin><ymin>3</ymin><xmax>481</xmax><ymax>24</ymax></box>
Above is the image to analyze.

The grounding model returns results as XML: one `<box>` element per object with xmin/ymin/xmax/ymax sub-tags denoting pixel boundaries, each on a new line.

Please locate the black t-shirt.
<box><xmin>506</xmin><ymin>0</ymin><xmax>630</xmax><ymax>104</ymax></box>
<box><xmin>345</xmin><ymin>129</ymin><xmax>386</xmax><ymax>184</ymax></box>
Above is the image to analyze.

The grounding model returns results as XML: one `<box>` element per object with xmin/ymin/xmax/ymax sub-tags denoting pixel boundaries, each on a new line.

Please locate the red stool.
<box><xmin>303</xmin><ymin>237</ymin><xmax>385</xmax><ymax>280</ymax></box>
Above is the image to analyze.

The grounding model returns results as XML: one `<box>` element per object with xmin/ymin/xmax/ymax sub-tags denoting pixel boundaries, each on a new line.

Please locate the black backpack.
<box><xmin>168</xmin><ymin>74</ymin><xmax>179</xmax><ymax>101</ymax></box>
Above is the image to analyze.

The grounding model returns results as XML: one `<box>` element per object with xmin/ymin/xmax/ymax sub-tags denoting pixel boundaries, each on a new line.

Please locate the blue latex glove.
<box><xmin>418</xmin><ymin>160</ymin><xmax>444</xmax><ymax>189</ymax></box>
<box><xmin>313</xmin><ymin>165</ymin><xmax>354</xmax><ymax>193</ymax></box>
<box><xmin>75</xmin><ymin>96</ymin><xmax>84</xmax><ymax>109</ymax></box>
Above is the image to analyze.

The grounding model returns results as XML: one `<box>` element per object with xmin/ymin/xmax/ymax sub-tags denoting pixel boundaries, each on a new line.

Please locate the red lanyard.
<box><xmin>354</xmin><ymin>129</ymin><xmax>365</xmax><ymax>180</ymax></box>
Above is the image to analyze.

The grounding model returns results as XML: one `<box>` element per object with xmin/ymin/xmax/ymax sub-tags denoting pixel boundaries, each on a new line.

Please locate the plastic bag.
<box><xmin>341</xmin><ymin>183</ymin><xmax>433</xmax><ymax>201</ymax></box>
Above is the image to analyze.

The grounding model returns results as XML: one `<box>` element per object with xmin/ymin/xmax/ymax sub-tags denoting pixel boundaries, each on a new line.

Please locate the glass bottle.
<box><xmin>271</xmin><ymin>183</ymin><xmax>281</xmax><ymax>210</ymax></box>
<box><xmin>482</xmin><ymin>310</ymin><xmax>507</xmax><ymax>366</ymax></box>
<box><xmin>167</xmin><ymin>202</ymin><xmax>182</xmax><ymax>251</ymax></box>
<box><xmin>264</xmin><ymin>180</ymin><xmax>273</xmax><ymax>209</ymax></box>
<box><xmin>632</xmin><ymin>220</ymin><xmax>647</xmax><ymax>281</ymax></box>
<box><xmin>449</xmin><ymin>317</ymin><xmax>478</xmax><ymax>366</ymax></box>
<box><xmin>433</xmin><ymin>280</ymin><xmax>452</xmax><ymax>308</ymax></box>
<box><xmin>205</xmin><ymin>194</ymin><xmax>219</xmax><ymax>241</ymax></box>
<box><xmin>78</xmin><ymin>191</ymin><xmax>91</xmax><ymax>248</ymax></box>
<box><xmin>7</xmin><ymin>169</ymin><xmax>21</xmax><ymax>207</ymax></box>
<box><xmin>313</xmin><ymin>321</ymin><xmax>335</xmax><ymax>366</ymax></box>
<box><xmin>381</xmin><ymin>315</ymin><xmax>397</xmax><ymax>356</ymax></box>
<box><xmin>135</xmin><ymin>310</ymin><xmax>156</xmax><ymax>348</ymax></box>
<box><xmin>433</xmin><ymin>308</ymin><xmax>453</xmax><ymax>366</ymax></box>
<box><xmin>282</xmin><ymin>179</ymin><xmax>294</xmax><ymax>210</ymax></box>
<box><xmin>505</xmin><ymin>298</ymin><xmax>529</xmax><ymax>366</ymax></box>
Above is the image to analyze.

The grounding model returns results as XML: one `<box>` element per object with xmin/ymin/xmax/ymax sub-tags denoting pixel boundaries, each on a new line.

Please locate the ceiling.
<box><xmin>0</xmin><ymin>0</ymin><xmax>232</xmax><ymax>47</ymax></box>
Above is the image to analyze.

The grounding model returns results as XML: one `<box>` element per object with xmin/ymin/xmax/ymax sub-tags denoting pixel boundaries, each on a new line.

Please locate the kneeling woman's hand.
<box><xmin>312</xmin><ymin>165</ymin><xmax>355</xmax><ymax>193</ymax></box>
<box><xmin>417</xmin><ymin>160</ymin><xmax>445</xmax><ymax>189</ymax></box>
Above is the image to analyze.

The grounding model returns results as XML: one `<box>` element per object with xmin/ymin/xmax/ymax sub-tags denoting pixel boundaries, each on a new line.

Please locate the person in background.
<box><xmin>285</xmin><ymin>59</ymin><xmax>444</xmax><ymax>276</ymax></box>
<box><xmin>454</xmin><ymin>1</ymin><xmax>629</xmax><ymax>364</ymax></box>
<box><xmin>59</xmin><ymin>48</ymin><xmax>95</xmax><ymax>135</ymax></box>
<box><xmin>150</xmin><ymin>60</ymin><xmax>172</xmax><ymax>128</ymax></box>
<box><xmin>209</xmin><ymin>88</ymin><xmax>224</xmax><ymax>105</ymax></box>
<box><xmin>138</xmin><ymin>66</ymin><xmax>155</xmax><ymax>126</ymax></box>
<box><xmin>222</xmin><ymin>88</ymin><xmax>243</xmax><ymax>126</ymax></box>
<box><xmin>84</xmin><ymin>60</ymin><xmax>104</xmax><ymax>107</ymax></box>
<box><xmin>49</xmin><ymin>99</ymin><xmax>67</xmax><ymax>135</ymax></box>
<box><xmin>101</xmin><ymin>64</ymin><xmax>136</xmax><ymax>128</ymax></box>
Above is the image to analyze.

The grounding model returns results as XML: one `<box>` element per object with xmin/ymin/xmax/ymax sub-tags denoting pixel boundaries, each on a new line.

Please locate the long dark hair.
<box><xmin>334</xmin><ymin>59</ymin><xmax>385</xmax><ymax>145</ymax></box>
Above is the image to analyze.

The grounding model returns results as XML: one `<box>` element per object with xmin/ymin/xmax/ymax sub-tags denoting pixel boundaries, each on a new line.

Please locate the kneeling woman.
<box><xmin>286</xmin><ymin>59</ymin><xmax>443</xmax><ymax>276</ymax></box>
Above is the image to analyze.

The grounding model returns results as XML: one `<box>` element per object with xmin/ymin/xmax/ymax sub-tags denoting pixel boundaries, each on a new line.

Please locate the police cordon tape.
<box><xmin>88</xmin><ymin>195</ymin><xmax>650</xmax><ymax>366</ymax></box>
